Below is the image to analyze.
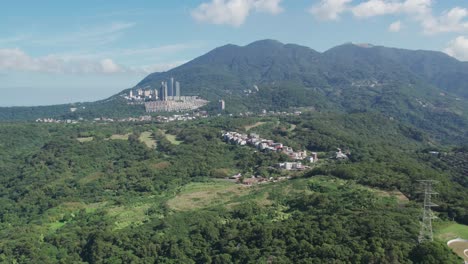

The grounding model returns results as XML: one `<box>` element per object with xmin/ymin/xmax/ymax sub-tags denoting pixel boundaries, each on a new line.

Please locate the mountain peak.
<box><xmin>352</xmin><ymin>42</ymin><xmax>375</xmax><ymax>48</ymax></box>
<box><xmin>136</xmin><ymin>39</ymin><xmax>468</xmax><ymax>101</ymax></box>
<box><xmin>245</xmin><ymin>39</ymin><xmax>284</xmax><ymax>48</ymax></box>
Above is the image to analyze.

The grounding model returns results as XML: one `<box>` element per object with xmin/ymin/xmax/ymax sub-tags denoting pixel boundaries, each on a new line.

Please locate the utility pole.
<box><xmin>417</xmin><ymin>180</ymin><xmax>438</xmax><ymax>243</ymax></box>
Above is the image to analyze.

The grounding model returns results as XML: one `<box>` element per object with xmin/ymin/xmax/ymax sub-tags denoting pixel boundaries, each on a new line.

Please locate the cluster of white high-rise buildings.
<box><xmin>126</xmin><ymin>77</ymin><xmax>182</xmax><ymax>102</ymax></box>
<box><xmin>158</xmin><ymin>77</ymin><xmax>181</xmax><ymax>101</ymax></box>
<box><xmin>124</xmin><ymin>78</ymin><xmax>210</xmax><ymax>113</ymax></box>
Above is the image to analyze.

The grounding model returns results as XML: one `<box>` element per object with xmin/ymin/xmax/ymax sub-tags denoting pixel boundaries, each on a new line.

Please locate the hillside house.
<box><xmin>336</xmin><ymin>148</ymin><xmax>349</xmax><ymax>159</ymax></box>
<box><xmin>278</xmin><ymin>162</ymin><xmax>304</xmax><ymax>170</ymax></box>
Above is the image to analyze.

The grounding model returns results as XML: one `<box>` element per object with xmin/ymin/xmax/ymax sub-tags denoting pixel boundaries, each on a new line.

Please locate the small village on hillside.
<box><xmin>222</xmin><ymin>131</ymin><xmax>317</xmax><ymax>166</ymax></box>
<box><xmin>221</xmin><ymin>131</ymin><xmax>352</xmax><ymax>186</ymax></box>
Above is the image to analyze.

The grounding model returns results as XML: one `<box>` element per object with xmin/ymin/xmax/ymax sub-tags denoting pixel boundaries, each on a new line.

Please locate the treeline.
<box><xmin>0</xmin><ymin>97</ymin><xmax>145</xmax><ymax>121</ymax></box>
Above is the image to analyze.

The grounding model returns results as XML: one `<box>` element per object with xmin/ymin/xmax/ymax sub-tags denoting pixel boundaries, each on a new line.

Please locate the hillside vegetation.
<box><xmin>0</xmin><ymin>113</ymin><xmax>465</xmax><ymax>263</ymax></box>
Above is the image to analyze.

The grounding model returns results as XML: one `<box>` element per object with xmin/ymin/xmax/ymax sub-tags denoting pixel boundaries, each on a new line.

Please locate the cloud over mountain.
<box><xmin>0</xmin><ymin>48</ymin><xmax>125</xmax><ymax>74</ymax></box>
<box><xmin>444</xmin><ymin>36</ymin><xmax>468</xmax><ymax>61</ymax></box>
<box><xmin>309</xmin><ymin>0</ymin><xmax>351</xmax><ymax>21</ymax></box>
<box><xmin>191</xmin><ymin>0</ymin><xmax>283</xmax><ymax>26</ymax></box>
<box><xmin>389</xmin><ymin>20</ymin><xmax>402</xmax><ymax>32</ymax></box>
<box><xmin>309</xmin><ymin>0</ymin><xmax>468</xmax><ymax>35</ymax></box>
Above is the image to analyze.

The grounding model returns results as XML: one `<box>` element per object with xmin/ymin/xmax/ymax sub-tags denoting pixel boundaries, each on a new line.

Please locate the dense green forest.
<box><xmin>0</xmin><ymin>112</ymin><xmax>465</xmax><ymax>263</ymax></box>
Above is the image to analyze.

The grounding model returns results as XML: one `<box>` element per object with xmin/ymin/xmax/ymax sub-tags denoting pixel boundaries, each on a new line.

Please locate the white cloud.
<box><xmin>309</xmin><ymin>0</ymin><xmax>352</xmax><ymax>21</ymax></box>
<box><xmin>308</xmin><ymin>0</ymin><xmax>433</xmax><ymax>22</ymax></box>
<box><xmin>254</xmin><ymin>0</ymin><xmax>283</xmax><ymax>14</ymax></box>
<box><xmin>352</xmin><ymin>0</ymin><xmax>401</xmax><ymax>18</ymax></box>
<box><xmin>0</xmin><ymin>48</ymin><xmax>126</xmax><ymax>74</ymax></box>
<box><xmin>347</xmin><ymin>0</ymin><xmax>468</xmax><ymax>35</ymax></box>
<box><xmin>191</xmin><ymin>0</ymin><xmax>283</xmax><ymax>27</ymax></box>
<box><xmin>402</xmin><ymin>0</ymin><xmax>432</xmax><ymax>16</ymax></box>
<box><xmin>352</xmin><ymin>0</ymin><xmax>431</xmax><ymax>18</ymax></box>
<box><xmin>389</xmin><ymin>20</ymin><xmax>402</xmax><ymax>32</ymax></box>
<box><xmin>32</xmin><ymin>22</ymin><xmax>136</xmax><ymax>47</ymax></box>
<box><xmin>422</xmin><ymin>7</ymin><xmax>468</xmax><ymax>34</ymax></box>
<box><xmin>444</xmin><ymin>36</ymin><xmax>468</xmax><ymax>61</ymax></box>
<box><xmin>100</xmin><ymin>59</ymin><xmax>122</xmax><ymax>73</ymax></box>
<box><xmin>0</xmin><ymin>46</ymin><xmax>193</xmax><ymax>75</ymax></box>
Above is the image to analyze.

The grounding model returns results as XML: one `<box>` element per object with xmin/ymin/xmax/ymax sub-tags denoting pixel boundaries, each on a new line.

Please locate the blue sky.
<box><xmin>1</xmin><ymin>0</ymin><xmax>467</xmax><ymax>106</ymax></box>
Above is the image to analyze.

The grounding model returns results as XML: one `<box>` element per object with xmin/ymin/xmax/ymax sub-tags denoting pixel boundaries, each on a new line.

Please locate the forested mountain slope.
<box><xmin>134</xmin><ymin>40</ymin><xmax>468</xmax><ymax>144</ymax></box>
<box><xmin>137</xmin><ymin>39</ymin><xmax>468</xmax><ymax>100</ymax></box>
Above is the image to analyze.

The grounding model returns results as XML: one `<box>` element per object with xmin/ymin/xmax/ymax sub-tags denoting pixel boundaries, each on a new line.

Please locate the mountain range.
<box><xmin>136</xmin><ymin>39</ymin><xmax>468</xmax><ymax>99</ymax></box>
<box><xmin>123</xmin><ymin>39</ymin><xmax>468</xmax><ymax>143</ymax></box>
<box><xmin>2</xmin><ymin>40</ymin><xmax>467</xmax><ymax>263</ymax></box>
<box><xmin>1</xmin><ymin>39</ymin><xmax>467</xmax><ymax>143</ymax></box>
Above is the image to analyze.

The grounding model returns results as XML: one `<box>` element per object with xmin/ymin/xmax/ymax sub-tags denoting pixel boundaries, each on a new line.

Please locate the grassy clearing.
<box><xmin>166</xmin><ymin>176</ymin><xmax>380</xmax><ymax>212</ymax></box>
<box><xmin>110</xmin><ymin>133</ymin><xmax>131</xmax><ymax>140</ymax></box>
<box><xmin>48</xmin><ymin>222</ymin><xmax>66</xmax><ymax>232</ymax></box>
<box><xmin>43</xmin><ymin>201</ymin><xmax>108</xmax><ymax>233</ymax></box>
<box><xmin>84</xmin><ymin>202</ymin><xmax>109</xmax><ymax>214</ymax></box>
<box><xmin>306</xmin><ymin>176</ymin><xmax>409</xmax><ymax>206</ymax></box>
<box><xmin>107</xmin><ymin>203</ymin><xmax>152</xmax><ymax>230</ymax></box>
<box><xmin>77</xmin><ymin>137</ymin><xmax>93</xmax><ymax>142</ymax></box>
<box><xmin>167</xmin><ymin>178</ymin><xmax>316</xmax><ymax>212</ymax></box>
<box><xmin>371</xmin><ymin>189</ymin><xmax>409</xmax><ymax>204</ymax></box>
<box><xmin>244</xmin><ymin>122</ymin><xmax>267</xmax><ymax>131</ymax></box>
<box><xmin>165</xmin><ymin>134</ymin><xmax>182</xmax><ymax>145</ymax></box>
<box><xmin>79</xmin><ymin>172</ymin><xmax>105</xmax><ymax>185</ymax></box>
<box><xmin>151</xmin><ymin>161</ymin><xmax>171</xmax><ymax>170</ymax></box>
<box><xmin>45</xmin><ymin>198</ymin><xmax>158</xmax><ymax>232</ymax></box>
<box><xmin>308</xmin><ymin>175</ymin><xmax>409</xmax><ymax>204</ymax></box>
<box><xmin>435</xmin><ymin>221</ymin><xmax>468</xmax><ymax>261</ymax></box>
<box><xmin>164</xmin><ymin>133</ymin><xmax>182</xmax><ymax>145</ymax></box>
<box><xmin>168</xmin><ymin>176</ymin><xmax>408</xmax><ymax>217</ymax></box>
<box><xmin>167</xmin><ymin>180</ymin><xmax>253</xmax><ymax>211</ymax></box>
<box><xmin>139</xmin><ymin>131</ymin><xmax>157</xmax><ymax>148</ymax></box>
<box><xmin>435</xmin><ymin>222</ymin><xmax>468</xmax><ymax>241</ymax></box>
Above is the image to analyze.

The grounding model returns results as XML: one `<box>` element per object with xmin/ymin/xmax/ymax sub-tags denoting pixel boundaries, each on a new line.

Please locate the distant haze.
<box><xmin>0</xmin><ymin>87</ymin><xmax>117</xmax><ymax>106</ymax></box>
<box><xmin>0</xmin><ymin>73</ymin><xmax>144</xmax><ymax>106</ymax></box>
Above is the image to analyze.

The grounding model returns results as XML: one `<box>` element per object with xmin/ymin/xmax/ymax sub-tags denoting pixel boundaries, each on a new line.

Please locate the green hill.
<box><xmin>133</xmin><ymin>40</ymin><xmax>468</xmax><ymax>144</ymax></box>
<box><xmin>136</xmin><ymin>40</ymin><xmax>468</xmax><ymax>100</ymax></box>
<box><xmin>1</xmin><ymin>40</ymin><xmax>467</xmax><ymax>144</ymax></box>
